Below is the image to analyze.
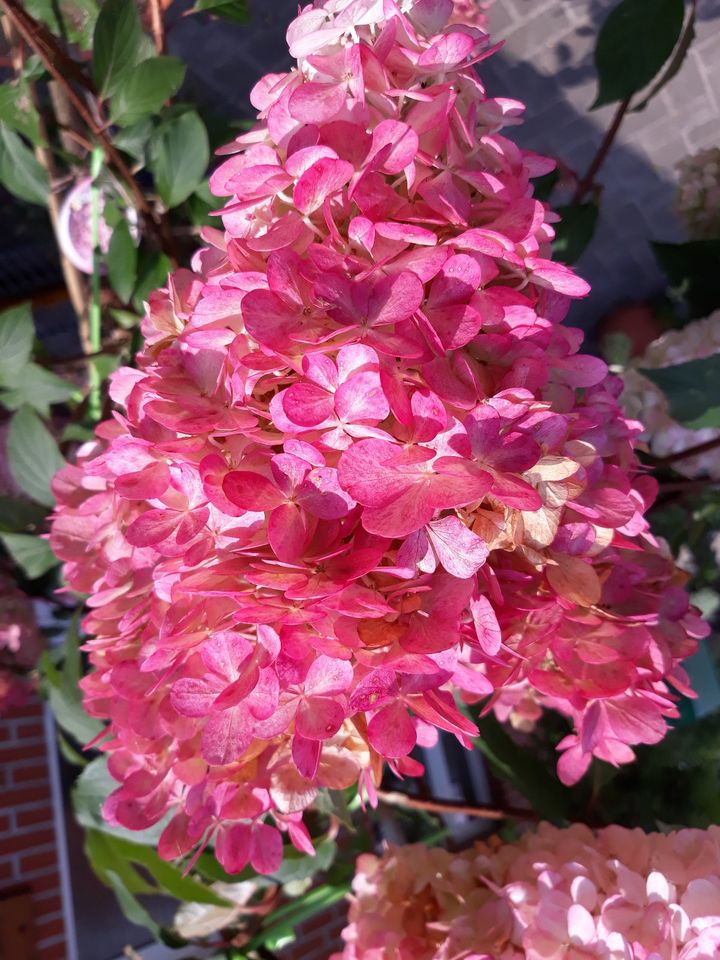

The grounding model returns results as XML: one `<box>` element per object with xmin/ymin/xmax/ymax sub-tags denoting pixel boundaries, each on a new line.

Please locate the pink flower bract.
<box><xmin>50</xmin><ymin>0</ymin><xmax>706</xmax><ymax>873</ymax></box>
<box><xmin>334</xmin><ymin>824</ymin><xmax>720</xmax><ymax>960</ymax></box>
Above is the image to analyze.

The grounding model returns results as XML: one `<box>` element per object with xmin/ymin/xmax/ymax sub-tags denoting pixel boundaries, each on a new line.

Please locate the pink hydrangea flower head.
<box><xmin>0</xmin><ymin>577</ymin><xmax>43</xmax><ymax>715</ymax></box>
<box><xmin>335</xmin><ymin>824</ymin><xmax>720</xmax><ymax>960</ymax></box>
<box><xmin>50</xmin><ymin>0</ymin><xmax>705</xmax><ymax>872</ymax></box>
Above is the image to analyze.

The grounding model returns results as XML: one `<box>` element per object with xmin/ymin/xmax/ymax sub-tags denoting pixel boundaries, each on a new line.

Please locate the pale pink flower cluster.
<box><xmin>335</xmin><ymin>824</ymin><xmax>720</xmax><ymax>960</ymax></box>
<box><xmin>0</xmin><ymin>576</ymin><xmax>42</xmax><ymax>715</ymax></box>
<box><xmin>449</xmin><ymin>0</ymin><xmax>490</xmax><ymax>29</ymax></box>
<box><xmin>676</xmin><ymin>147</ymin><xmax>720</xmax><ymax>240</ymax></box>
<box><xmin>50</xmin><ymin>0</ymin><xmax>705</xmax><ymax>873</ymax></box>
<box><xmin>621</xmin><ymin>311</ymin><xmax>720</xmax><ymax>479</ymax></box>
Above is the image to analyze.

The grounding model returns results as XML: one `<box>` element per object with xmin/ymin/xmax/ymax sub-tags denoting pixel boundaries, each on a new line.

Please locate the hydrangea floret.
<box><xmin>675</xmin><ymin>146</ymin><xmax>720</xmax><ymax>241</ymax></box>
<box><xmin>0</xmin><ymin>576</ymin><xmax>42</xmax><ymax>715</ymax></box>
<box><xmin>335</xmin><ymin>824</ymin><xmax>720</xmax><ymax>960</ymax></box>
<box><xmin>621</xmin><ymin>311</ymin><xmax>720</xmax><ymax>480</ymax></box>
<box><xmin>50</xmin><ymin>0</ymin><xmax>706</xmax><ymax>874</ymax></box>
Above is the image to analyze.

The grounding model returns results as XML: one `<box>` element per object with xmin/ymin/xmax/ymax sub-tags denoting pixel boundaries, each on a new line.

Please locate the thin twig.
<box><xmin>377</xmin><ymin>790</ymin><xmax>536</xmax><ymax>821</ymax></box>
<box><xmin>148</xmin><ymin>0</ymin><xmax>166</xmax><ymax>54</ymax></box>
<box><xmin>571</xmin><ymin>96</ymin><xmax>632</xmax><ymax>205</ymax></box>
<box><xmin>653</xmin><ymin>433</ymin><xmax>720</xmax><ymax>466</ymax></box>
<box><xmin>0</xmin><ymin>0</ymin><xmax>179</xmax><ymax>267</ymax></box>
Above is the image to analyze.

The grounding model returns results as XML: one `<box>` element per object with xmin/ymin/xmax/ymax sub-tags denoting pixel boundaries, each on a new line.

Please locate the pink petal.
<box><xmin>288</xmin><ymin>81</ymin><xmax>346</xmax><ymax>124</ymax></box>
<box><xmin>418</xmin><ymin>32</ymin><xmax>475</xmax><ymax>69</ymax></box>
<box><xmin>202</xmin><ymin>631</ymin><xmax>253</xmax><ymax>681</ymax></box>
<box><xmin>305</xmin><ymin>654</ymin><xmax>353</xmax><ymax>696</ymax></box>
<box><xmin>368</xmin><ymin>702</ymin><xmax>417</xmax><ymax>757</ymax></box>
<box><xmin>125</xmin><ymin>509</ymin><xmax>178</xmax><ymax>547</ymax></box>
<box><xmin>201</xmin><ymin>708</ymin><xmax>253</xmax><ymax>765</ymax></box>
<box><xmin>223</xmin><ymin>471</ymin><xmax>284</xmax><ymax>511</ymax></box>
<box><xmin>335</xmin><ymin>370</ymin><xmax>389</xmax><ymax>423</ymax></box>
<box><xmin>426</xmin><ymin>516</ymin><xmax>488</xmax><ymax>579</ymax></box>
<box><xmin>370</xmin><ymin>120</ymin><xmax>419</xmax><ymax>174</ymax></box>
<box><xmin>250</xmin><ymin>823</ymin><xmax>284</xmax><ymax>874</ymax></box>
<box><xmin>292</xmin><ymin>733</ymin><xmax>321</xmax><ymax>779</ymax></box>
<box><xmin>171</xmin><ymin>678</ymin><xmax>217</xmax><ymax>718</ymax></box>
<box><xmin>293</xmin><ymin>157</ymin><xmax>354</xmax><ymax>215</ymax></box>
<box><xmin>526</xmin><ymin>257</ymin><xmax>590</xmax><ymax>297</ymax></box>
<box><xmin>268</xmin><ymin>502</ymin><xmax>310</xmax><ymax>561</ymax></box>
<box><xmin>282</xmin><ymin>382</ymin><xmax>334</xmax><ymax>426</ymax></box>
<box><xmin>216</xmin><ymin>823</ymin><xmax>251</xmax><ymax>874</ymax></box>
<box><xmin>158</xmin><ymin>812</ymin><xmax>194</xmax><ymax>861</ymax></box>
<box><xmin>296</xmin><ymin>696</ymin><xmax>346</xmax><ymax>739</ymax></box>
<box><xmin>298</xmin><ymin>467</ymin><xmax>355</xmax><ymax>519</ymax></box>
<box><xmin>115</xmin><ymin>462</ymin><xmax>171</xmax><ymax>500</ymax></box>
<box><xmin>470</xmin><ymin>594</ymin><xmax>502</xmax><ymax>656</ymax></box>
<box><xmin>368</xmin><ymin>271</ymin><xmax>424</xmax><ymax>326</ymax></box>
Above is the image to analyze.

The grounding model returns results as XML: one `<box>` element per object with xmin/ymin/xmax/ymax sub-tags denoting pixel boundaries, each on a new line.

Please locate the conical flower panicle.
<box><xmin>50</xmin><ymin>0</ymin><xmax>706</xmax><ymax>874</ymax></box>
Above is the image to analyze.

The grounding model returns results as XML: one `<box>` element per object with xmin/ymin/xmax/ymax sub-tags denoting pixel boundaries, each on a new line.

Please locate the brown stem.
<box><xmin>654</xmin><ymin>433</ymin><xmax>720</xmax><ymax>466</ymax></box>
<box><xmin>148</xmin><ymin>0</ymin><xmax>166</xmax><ymax>54</ymax></box>
<box><xmin>1</xmin><ymin>20</ymin><xmax>89</xmax><ymax>339</ymax></box>
<box><xmin>657</xmin><ymin>478</ymin><xmax>717</xmax><ymax>496</ymax></box>
<box><xmin>571</xmin><ymin>97</ymin><xmax>632</xmax><ymax>204</ymax></box>
<box><xmin>376</xmin><ymin>789</ymin><xmax>536</xmax><ymax>821</ymax></box>
<box><xmin>0</xmin><ymin>0</ymin><xmax>179</xmax><ymax>267</ymax></box>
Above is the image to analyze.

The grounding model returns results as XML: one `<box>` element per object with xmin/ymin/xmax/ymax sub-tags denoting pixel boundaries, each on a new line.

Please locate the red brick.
<box><xmin>0</xmin><ymin>860</ymin><xmax>15</xmax><ymax>882</ymax></box>
<box><xmin>3</xmin><ymin>702</ymin><xmax>43</xmax><ymax>720</ymax></box>
<box><xmin>0</xmin><ymin>743</ymin><xmax>48</xmax><ymax>764</ymax></box>
<box><xmin>36</xmin><ymin>940</ymin><xmax>68</xmax><ymax>960</ymax></box>
<box><xmin>0</xmin><ymin>725</ymin><xmax>10</xmax><ymax>741</ymax></box>
<box><xmin>31</xmin><ymin>893</ymin><xmax>62</xmax><ymax>915</ymax></box>
<box><xmin>35</xmin><ymin>916</ymin><xmax>65</xmax><ymax>940</ymax></box>
<box><xmin>0</xmin><ymin>815</ymin><xmax>11</xmax><ymax>833</ymax></box>
<box><xmin>16</xmin><ymin>806</ymin><xmax>53</xmax><ymax>828</ymax></box>
<box><xmin>301</xmin><ymin>911</ymin><xmax>337</xmax><ymax>935</ymax></box>
<box><xmin>2</xmin><ymin>829</ymin><xmax>54</xmax><ymax>855</ymax></box>
<box><xmin>19</xmin><ymin>849</ymin><xmax>59</xmax><ymax>874</ymax></box>
<box><xmin>14</xmin><ymin>721</ymin><xmax>44</xmax><ymax>738</ymax></box>
<box><xmin>25</xmin><ymin>871</ymin><xmax>60</xmax><ymax>893</ymax></box>
<box><xmin>0</xmin><ymin>784</ymin><xmax>52</xmax><ymax>809</ymax></box>
<box><xmin>11</xmin><ymin>763</ymin><xmax>50</xmax><ymax>785</ymax></box>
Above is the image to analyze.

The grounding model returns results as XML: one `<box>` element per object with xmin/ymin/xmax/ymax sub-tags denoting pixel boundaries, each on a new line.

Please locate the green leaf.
<box><xmin>110</xmin><ymin>308</ymin><xmax>141</xmax><ymax>329</ymax></box>
<box><xmin>110</xmin><ymin>57</ymin><xmax>186</xmax><ymax>126</ymax></box>
<box><xmin>632</xmin><ymin>4</ymin><xmax>696</xmax><ymax>111</ymax></box>
<box><xmin>151</xmin><ymin>110</ymin><xmax>210</xmax><ymax>209</ymax></box>
<box><xmin>73</xmin><ymin>756</ymin><xmax>168</xmax><ymax>844</ymax></box>
<box><xmin>105</xmin><ymin>220</ymin><xmax>137</xmax><ymax>302</ymax></box>
<box><xmin>106</xmin><ymin>869</ymin><xmax>162</xmax><ymax>939</ymax></box>
<box><xmin>191</xmin><ymin>0</ymin><xmax>250</xmax><ymax>22</ymax></box>
<box><xmin>185</xmin><ymin>182</ymin><xmax>216</xmax><ymax>227</ymax></box>
<box><xmin>132</xmin><ymin>250</ymin><xmax>171</xmax><ymax>312</ymax></box>
<box><xmin>1</xmin><ymin>363</ymin><xmax>78</xmax><ymax>415</ymax></box>
<box><xmin>0</xmin><ymin>533</ymin><xmax>57</xmax><ymax>579</ymax></box>
<box><xmin>108</xmin><ymin>836</ymin><xmax>232</xmax><ymax>906</ymax></box>
<box><xmin>314</xmin><ymin>788</ymin><xmax>354</xmax><ymax>831</ymax></box>
<box><xmin>93</xmin><ymin>0</ymin><xmax>144</xmax><ymax>96</ymax></box>
<box><xmin>270</xmin><ymin>838</ymin><xmax>337</xmax><ymax>886</ymax></box>
<box><xmin>46</xmin><ymin>613</ymin><xmax>105</xmax><ymax>743</ymax></box>
<box><xmin>652</xmin><ymin>239</ymin><xmax>720</xmax><ymax>319</ymax></box>
<box><xmin>641</xmin><ymin>355</ymin><xmax>720</xmax><ymax>429</ymax></box>
<box><xmin>0</xmin><ymin>302</ymin><xmax>34</xmax><ymax>383</ymax></box>
<box><xmin>25</xmin><ymin>0</ymin><xmax>99</xmax><ymax>50</ymax></box>
<box><xmin>85</xmin><ymin>829</ymin><xmax>157</xmax><ymax>896</ymax></box>
<box><xmin>112</xmin><ymin>117</ymin><xmax>154</xmax><ymax>164</ymax></box>
<box><xmin>593</xmin><ymin>0</ymin><xmax>685</xmax><ymax>108</ymax></box>
<box><xmin>0</xmin><ymin>496</ymin><xmax>46</xmax><ymax>534</ymax></box>
<box><xmin>0</xmin><ymin>82</ymin><xmax>44</xmax><ymax>147</ymax></box>
<box><xmin>248</xmin><ymin>883</ymin><xmax>350</xmax><ymax>952</ymax></box>
<box><xmin>473</xmin><ymin>714</ymin><xmax>572</xmax><ymax>822</ymax></box>
<box><xmin>7</xmin><ymin>407</ymin><xmax>65</xmax><ymax>507</ymax></box>
<box><xmin>0</xmin><ymin>124</ymin><xmax>48</xmax><ymax>206</ymax></box>
<box><xmin>552</xmin><ymin>203</ymin><xmax>599</xmax><ymax>264</ymax></box>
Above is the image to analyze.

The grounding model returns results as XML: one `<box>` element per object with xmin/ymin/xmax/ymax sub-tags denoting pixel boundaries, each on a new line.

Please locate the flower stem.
<box><xmin>571</xmin><ymin>96</ymin><xmax>632</xmax><ymax>205</ymax></box>
<box><xmin>376</xmin><ymin>789</ymin><xmax>536</xmax><ymax>821</ymax></box>
<box><xmin>653</xmin><ymin>433</ymin><xmax>720</xmax><ymax>466</ymax></box>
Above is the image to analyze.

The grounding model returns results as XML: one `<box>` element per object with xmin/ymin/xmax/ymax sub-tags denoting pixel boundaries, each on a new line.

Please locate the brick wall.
<box><xmin>281</xmin><ymin>901</ymin><xmax>348</xmax><ymax>960</ymax></box>
<box><xmin>0</xmin><ymin>696</ymin><xmax>69</xmax><ymax>960</ymax></box>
